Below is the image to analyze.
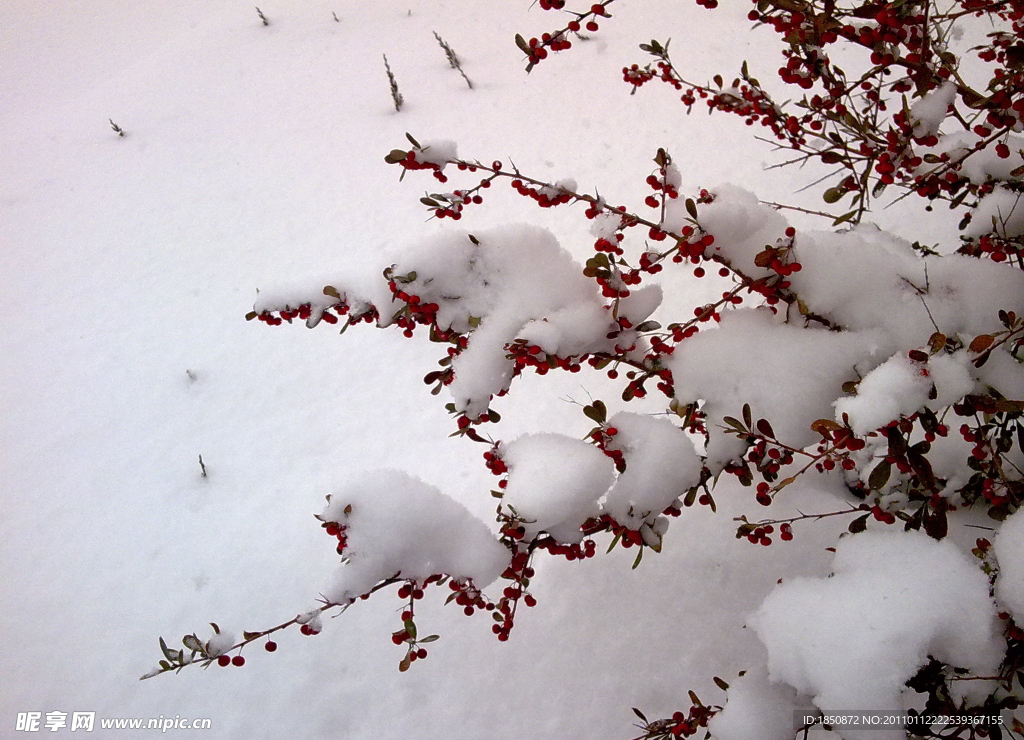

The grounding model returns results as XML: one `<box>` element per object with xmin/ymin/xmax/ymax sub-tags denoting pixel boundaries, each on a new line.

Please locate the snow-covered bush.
<box><xmin>150</xmin><ymin>1</ymin><xmax>1024</xmax><ymax>738</ymax></box>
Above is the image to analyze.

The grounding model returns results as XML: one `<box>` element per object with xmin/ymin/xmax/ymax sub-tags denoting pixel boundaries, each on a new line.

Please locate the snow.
<box><xmin>931</xmin><ymin>132</ymin><xmax>1024</xmax><ymax>186</ymax></box>
<box><xmin>967</xmin><ymin>186</ymin><xmax>1024</xmax><ymax>239</ymax></box>
<box><xmin>500</xmin><ymin>433</ymin><xmax>615</xmax><ymax>542</ymax></box>
<box><xmin>693</xmin><ymin>191</ymin><xmax>1024</xmax><ymax>351</ymax></box>
<box><xmin>389</xmin><ymin>225</ymin><xmax>617</xmax><ymax>417</ymax></box>
<box><xmin>416</xmin><ymin>139</ymin><xmax>458</xmax><ymax>168</ymax></box>
<box><xmin>927</xmin><ymin>351</ymin><xmax>976</xmax><ymax>409</ymax></box>
<box><xmin>995</xmin><ymin>508</ymin><xmax>1024</xmax><ymax>624</ymax></box>
<box><xmin>754</xmin><ymin>531</ymin><xmax>1003</xmax><ymax>736</ymax></box>
<box><xmin>616</xmin><ymin>284</ymin><xmax>663</xmax><ymax>326</ymax></box>
<box><xmin>707</xmin><ymin>667</ymin><xmax>804</xmax><ymax>740</ymax></box>
<box><xmin>2</xmin><ymin>1</ymin><xmax>1021</xmax><ymax>738</ymax></box>
<box><xmin>669</xmin><ymin>309</ymin><xmax>890</xmax><ymax>466</ymax></box>
<box><xmin>977</xmin><ymin>347</ymin><xmax>1024</xmax><ymax>400</ymax></box>
<box><xmin>206</xmin><ymin>629</ymin><xmax>237</xmax><ymax>658</ymax></box>
<box><xmin>909</xmin><ymin>81</ymin><xmax>956</xmax><ymax>139</ymax></box>
<box><xmin>602</xmin><ymin>411</ymin><xmax>702</xmax><ymax>529</ymax></box>
<box><xmin>834</xmin><ymin>354</ymin><xmax>932</xmax><ymax>435</ymax></box>
<box><xmin>693</xmin><ymin>184</ymin><xmax>789</xmax><ymax>277</ymax></box>
<box><xmin>321</xmin><ymin>470</ymin><xmax>509</xmax><ymax>602</ymax></box>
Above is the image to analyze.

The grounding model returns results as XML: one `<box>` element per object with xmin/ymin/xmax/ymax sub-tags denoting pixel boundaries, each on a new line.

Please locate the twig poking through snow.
<box><xmin>433</xmin><ymin>32</ymin><xmax>473</xmax><ymax>89</ymax></box>
<box><xmin>383</xmin><ymin>55</ymin><xmax>404</xmax><ymax>112</ymax></box>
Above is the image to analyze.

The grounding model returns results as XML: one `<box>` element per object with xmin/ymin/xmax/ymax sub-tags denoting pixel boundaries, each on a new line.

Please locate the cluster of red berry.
<box><xmin>398</xmin><ymin>150</ymin><xmax>449</xmax><ymax>183</ymax></box>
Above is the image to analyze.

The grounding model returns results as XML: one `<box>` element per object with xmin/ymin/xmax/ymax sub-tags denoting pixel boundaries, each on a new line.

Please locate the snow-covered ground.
<box><xmin>0</xmin><ymin>2</ymin><xmax>992</xmax><ymax>738</ymax></box>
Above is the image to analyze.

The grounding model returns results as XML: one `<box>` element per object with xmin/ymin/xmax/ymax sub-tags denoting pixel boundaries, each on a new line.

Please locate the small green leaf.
<box><xmin>823</xmin><ymin>187</ymin><xmax>845</xmax><ymax>204</ymax></box>
<box><xmin>419</xmin><ymin>635</ymin><xmax>440</xmax><ymax>643</ymax></box>
<box><xmin>868</xmin><ymin>460</ymin><xmax>891</xmax><ymax>491</ymax></box>
<box><xmin>405</xmin><ymin>132</ymin><xmax>421</xmax><ymax>149</ymax></box>
<box><xmin>832</xmin><ymin>209</ymin><xmax>858</xmax><ymax>226</ymax></box>
<box><xmin>722</xmin><ymin>416</ymin><xmax>745</xmax><ymax>432</ymax></box>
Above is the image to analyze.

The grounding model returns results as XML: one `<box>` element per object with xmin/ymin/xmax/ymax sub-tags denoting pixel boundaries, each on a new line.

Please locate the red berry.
<box><xmin>265</xmin><ymin>641</ymin><xmax>277</xmax><ymax>652</ymax></box>
<box><xmin>217</xmin><ymin>655</ymin><xmax>231</xmax><ymax>667</ymax></box>
<box><xmin>231</xmin><ymin>655</ymin><xmax>245</xmax><ymax>667</ymax></box>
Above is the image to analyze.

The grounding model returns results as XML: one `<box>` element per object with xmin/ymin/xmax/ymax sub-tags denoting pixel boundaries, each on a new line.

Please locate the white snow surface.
<box><xmin>698</xmin><ymin>187</ymin><xmax>1024</xmax><ymax>350</ymax></box>
<box><xmin>707</xmin><ymin>667</ymin><xmax>804</xmax><ymax>740</ymax></box>
<box><xmin>602</xmin><ymin>411</ymin><xmax>702</xmax><ymax>528</ymax></box>
<box><xmin>967</xmin><ymin>186</ymin><xmax>1024</xmax><ymax>239</ymax></box>
<box><xmin>500</xmin><ymin>433</ymin><xmax>615</xmax><ymax>542</ymax></box>
<box><xmin>995</xmin><ymin>507</ymin><xmax>1024</xmax><ymax>624</ymax></box>
<box><xmin>909</xmin><ymin>81</ymin><xmax>956</xmax><ymax>138</ymax></box>
<box><xmin>754</xmin><ymin>531</ymin><xmax>1003</xmax><ymax>737</ymax></box>
<box><xmin>669</xmin><ymin>309</ymin><xmax>890</xmax><ymax>466</ymax></box>
<box><xmin>978</xmin><ymin>347</ymin><xmax>1024</xmax><ymax>400</ymax></box>
<box><xmin>834</xmin><ymin>354</ymin><xmax>932</xmax><ymax>435</ymax></box>
<box><xmin>695</xmin><ymin>184</ymin><xmax>789</xmax><ymax>278</ymax></box>
<box><xmin>322</xmin><ymin>470</ymin><xmax>509</xmax><ymax>602</ymax></box>
<box><xmin>391</xmin><ymin>225</ymin><xmax>620</xmax><ymax>417</ymax></box>
<box><xmin>3</xmin><ymin>1</ymin><xmax>1020</xmax><ymax>739</ymax></box>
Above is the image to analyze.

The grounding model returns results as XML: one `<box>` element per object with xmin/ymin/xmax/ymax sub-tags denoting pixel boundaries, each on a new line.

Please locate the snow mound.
<box><xmin>669</xmin><ymin>309</ymin><xmax>890</xmax><ymax>467</ymax></box>
<box><xmin>834</xmin><ymin>354</ymin><xmax>932</xmax><ymax>435</ymax></box>
<box><xmin>909</xmin><ymin>82</ymin><xmax>956</xmax><ymax>138</ymax></box>
<box><xmin>690</xmin><ymin>186</ymin><xmax>1024</xmax><ymax>353</ymax></box>
<box><xmin>602</xmin><ymin>411</ymin><xmax>702</xmax><ymax>529</ymax></box>
<box><xmin>753</xmin><ymin>531</ymin><xmax>1002</xmax><ymax>734</ymax></box>
<box><xmin>322</xmin><ymin>470</ymin><xmax>509</xmax><ymax>602</ymax></box>
<box><xmin>500</xmin><ymin>433</ymin><xmax>615</xmax><ymax>543</ymax></box>
<box><xmin>995</xmin><ymin>507</ymin><xmax>1024</xmax><ymax>624</ymax></box>
<box><xmin>708</xmin><ymin>667</ymin><xmax>804</xmax><ymax>740</ymax></box>
<box><xmin>390</xmin><ymin>225</ymin><xmax>628</xmax><ymax>417</ymax></box>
